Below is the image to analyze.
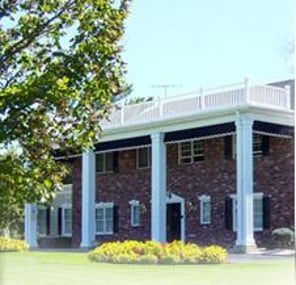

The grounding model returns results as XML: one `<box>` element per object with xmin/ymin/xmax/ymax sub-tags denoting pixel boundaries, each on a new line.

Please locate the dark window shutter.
<box><xmin>113</xmin><ymin>206</ymin><xmax>119</xmax><ymax>233</ymax></box>
<box><xmin>57</xmin><ymin>207</ymin><xmax>62</xmax><ymax>235</ymax></box>
<box><xmin>46</xmin><ymin>207</ymin><xmax>51</xmax><ymax>236</ymax></box>
<box><xmin>225</xmin><ymin>196</ymin><xmax>233</xmax><ymax>230</ymax></box>
<box><xmin>262</xmin><ymin>135</ymin><xmax>269</xmax><ymax>156</ymax></box>
<box><xmin>224</xmin><ymin>136</ymin><xmax>233</xmax><ymax>160</ymax></box>
<box><xmin>113</xmin><ymin>151</ymin><xmax>119</xmax><ymax>172</ymax></box>
<box><xmin>263</xmin><ymin>196</ymin><xmax>271</xmax><ymax>230</ymax></box>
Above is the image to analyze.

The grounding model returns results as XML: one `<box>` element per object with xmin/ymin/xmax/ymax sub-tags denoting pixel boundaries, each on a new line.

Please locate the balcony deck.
<box><xmin>102</xmin><ymin>81</ymin><xmax>291</xmax><ymax>130</ymax></box>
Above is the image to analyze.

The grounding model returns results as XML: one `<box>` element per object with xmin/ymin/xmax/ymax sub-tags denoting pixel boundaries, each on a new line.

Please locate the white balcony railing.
<box><xmin>102</xmin><ymin>80</ymin><xmax>291</xmax><ymax>130</ymax></box>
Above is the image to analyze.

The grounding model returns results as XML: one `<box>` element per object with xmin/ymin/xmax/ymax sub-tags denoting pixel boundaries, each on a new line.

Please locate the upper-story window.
<box><xmin>179</xmin><ymin>140</ymin><xmax>204</xmax><ymax>164</ymax></box>
<box><xmin>137</xmin><ymin>147</ymin><xmax>151</xmax><ymax>169</ymax></box>
<box><xmin>225</xmin><ymin>134</ymin><xmax>269</xmax><ymax>159</ymax></box>
<box><xmin>96</xmin><ymin>152</ymin><xmax>114</xmax><ymax>173</ymax></box>
<box><xmin>253</xmin><ymin>133</ymin><xmax>263</xmax><ymax>155</ymax></box>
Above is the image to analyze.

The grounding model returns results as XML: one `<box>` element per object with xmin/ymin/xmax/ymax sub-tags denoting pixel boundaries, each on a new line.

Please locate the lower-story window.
<box><xmin>198</xmin><ymin>195</ymin><xmax>211</xmax><ymax>225</ymax></box>
<box><xmin>62</xmin><ymin>205</ymin><xmax>72</xmax><ymax>236</ymax></box>
<box><xmin>231</xmin><ymin>193</ymin><xmax>264</xmax><ymax>231</ymax></box>
<box><xmin>37</xmin><ymin>208</ymin><xmax>47</xmax><ymax>236</ymax></box>
<box><xmin>96</xmin><ymin>202</ymin><xmax>114</xmax><ymax>235</ymax></box>
<box><xmin>129</xmin><ymin>200</ymin><xmax>140</xmax><ymax>227</ymax></box>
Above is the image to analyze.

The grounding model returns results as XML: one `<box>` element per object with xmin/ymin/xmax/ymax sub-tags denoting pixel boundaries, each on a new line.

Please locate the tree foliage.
<box><xmin>0</xmin><ymin>0</ymin><xmax>131</xmax><ymax>229</ymax></box>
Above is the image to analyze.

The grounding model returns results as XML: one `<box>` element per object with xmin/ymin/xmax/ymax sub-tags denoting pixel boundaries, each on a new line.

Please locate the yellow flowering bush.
<box><xmin>88</xmin><ymin>240</ymin><xmax>227</xmax><ymax>264</ymax></box>
<box><xmin>201</xmin><ymin>245</ymin><xmax>227</xmax><ymax>264</ymax></box>
<box><xmin>0</xmin><ymin>237</ymin><xmax>28</xmax><ymax>252</ymax></box>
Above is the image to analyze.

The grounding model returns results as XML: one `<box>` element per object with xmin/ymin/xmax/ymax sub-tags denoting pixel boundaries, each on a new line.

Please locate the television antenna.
<box><xmin>151</xmin><ymin>84</ymin><xmax>182</xmax><ymax>98</ymax></box>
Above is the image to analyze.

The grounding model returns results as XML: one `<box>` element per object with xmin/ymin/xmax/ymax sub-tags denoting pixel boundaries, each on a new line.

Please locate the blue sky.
<box><xmin>123</xmin><ymin>0</ymin><xmax>294</xmax><ymax>98</ymax></box>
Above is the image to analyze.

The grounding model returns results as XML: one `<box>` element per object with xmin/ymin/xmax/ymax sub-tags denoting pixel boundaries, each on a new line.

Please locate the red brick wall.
<box><xmin>71</xmin><ymin>136</ymin><xmax>294</xmax><ymax>248</ymax></box>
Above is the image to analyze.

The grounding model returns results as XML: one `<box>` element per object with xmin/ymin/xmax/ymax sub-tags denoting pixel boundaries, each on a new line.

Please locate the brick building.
<box><xmin>24</xmin><ymin>79</ymin><xmax>294</xmax><ymax>252</ymax></box>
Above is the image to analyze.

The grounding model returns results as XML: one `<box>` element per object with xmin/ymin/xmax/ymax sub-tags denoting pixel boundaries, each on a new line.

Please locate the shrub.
<box><xmin>0</xmin><ymin>237</ymin><xmax>28</xmax><ymax>252</ymax></box>
<box><xmin>137</xmin><ymin>254</ymin><xmax>158</xmax><ymax>264</ymax></box>
<box><xmin>87</xmin><ymin>240</ymin><xmax>227</xmax><ymax>265</ymax></box>
<box><xmin>201</xmin><ymin>245</ymin><xmax>227</xmax><ymax>264</ymax></box>
<box><xmin>272</xmin><ymin>228</ymin><xmax>295</xmax><ymax>248</ymax></box>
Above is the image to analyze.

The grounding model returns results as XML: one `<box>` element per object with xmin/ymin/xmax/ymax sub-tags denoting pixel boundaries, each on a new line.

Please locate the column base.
<box><xmin>28</xmin><ymin>246</ymin><xmax>39</xmax><ymax>251</ymax></box>
<box><xmin>233</xmin><ymin>244</ymin><xmax>258</xmax><ymax>254</ymax></box>
<box><xmin>80</xmin><ymin>241</ymin><xmax>96</xmax><ymax>249</ymax></box>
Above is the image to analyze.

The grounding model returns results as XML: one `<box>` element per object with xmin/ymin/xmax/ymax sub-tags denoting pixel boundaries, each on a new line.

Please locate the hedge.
<box><xmin>88</xmin><ymin>240</ymin><xmax>227</xmax><ymax>264</ymax></box>
<box><xmin>0</xmin><ymin>237</ymin><xmax>28</xmax><ymax>252</ymax></box>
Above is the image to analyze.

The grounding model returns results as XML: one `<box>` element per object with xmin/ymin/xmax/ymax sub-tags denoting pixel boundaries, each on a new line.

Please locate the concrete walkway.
<box><xmin>228</xmin><ymin>248</ymin><xmax>295</xmax><ymax>263</ymax></box>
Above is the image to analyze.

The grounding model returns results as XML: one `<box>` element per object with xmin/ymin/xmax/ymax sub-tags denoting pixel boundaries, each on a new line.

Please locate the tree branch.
<box><xmin>0</xmin><ymin>0</ymin><xmax>74</xmax><ymax>69</ymax></box>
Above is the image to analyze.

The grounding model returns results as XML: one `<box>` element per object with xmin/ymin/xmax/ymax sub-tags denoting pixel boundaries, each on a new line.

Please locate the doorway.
<box><xmin>166</xmin><ymin>202</ymin><xmax>181</xmax><ymax>242</ymax></box>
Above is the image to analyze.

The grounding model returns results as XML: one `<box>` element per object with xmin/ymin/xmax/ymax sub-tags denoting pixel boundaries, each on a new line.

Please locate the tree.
<box><xmin>0</xmin><ymin>0</ymin><xmax>131</xmax><ymax>230</ymax></box>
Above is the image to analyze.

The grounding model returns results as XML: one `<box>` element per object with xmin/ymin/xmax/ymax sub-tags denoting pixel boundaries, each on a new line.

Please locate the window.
<box><xmin>253</xmin><ymin>133</ymin><xmax>263</xmax><ymax>155</ymax></box>
<box><xmin>137</xmin><ymin>147</ymin><xmax>151</xmax><ymax>169</ymax></box>
<box><xmin>179</xmin><ymin>140</ymin><xmax>204</xmax><ymax>164</ymax></box>
<box><xmin>129</xmin><ymin>200</ymin><xmax>140</xmax><ymax>227</ymax></box>
<box><xmin>199</xmin><ymin>195</ymin><xmax>211</xmax><ymax>225</ymax></box>
<box><xmin>62</xmin><ymin>205</ymin><xmax>72</xmax><ymax>236</ymax></box>
<box><xmin>37</xmin><ymin>208</ymin><xmax>47</xmax><ymax>236</ymax></box>
<box><xmin>231</xmin><ymin>134</ymin><xmax>268</xmax><ymax>158</ymax></box>
<box><xmin>95</xmin><ymin>203</ymin><xmax>114</xmax><ymax>234</ymax></box>
<box><xmin>232</xmin><ymin>193</ymin><xmax>263</xmax><ymax>231</ymax></box>
<box><xmin>96</xmin><ymin>152</ymin><xmax>113</xmax><ymax>173</ymax></box>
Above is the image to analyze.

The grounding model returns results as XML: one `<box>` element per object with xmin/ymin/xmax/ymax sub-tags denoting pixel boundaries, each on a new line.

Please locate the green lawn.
<box><xmin>0</xmin><ymin>251</ymin><xmax>294</xmax><ymax>285</ymax></box>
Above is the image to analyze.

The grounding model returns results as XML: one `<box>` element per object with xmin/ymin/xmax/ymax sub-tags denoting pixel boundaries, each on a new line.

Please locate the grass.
<box><xmin>0</xmin><ymin>251</ymin><xmax>294</xmax><ymax>285</ymax></box>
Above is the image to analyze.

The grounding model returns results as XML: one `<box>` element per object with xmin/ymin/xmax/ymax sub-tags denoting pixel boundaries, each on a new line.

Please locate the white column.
<box><xmin>24</xmin><ymin>203</ymin><xmax>38</xmax><ymax>248</ymax></box>
<box><xmin>80</xmin><ymin>150</ymin><xmax>96</xmax><ymax>248</ymax></box>
<box><xmin>235</xmin><ymin>117</ymin><xmax>256</xmax><ymax>252</ymax></box>
<box><xmin>151</xmin><ymin>132</ymin><xmax>167</xmax><ymax>243</ymax></box>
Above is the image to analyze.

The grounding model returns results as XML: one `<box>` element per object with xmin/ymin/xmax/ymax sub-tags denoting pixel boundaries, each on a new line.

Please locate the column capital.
<box><xmin>235</xmin><ymin>117</ymin><xmax>254</xmax><ymax>128</ymax></box>
<box><xmin>83</xmin><ymin>148</ymin><xmax>95</xmax><ymax>155</ymax></box>
<box><xmin>151</xmin><ymin>132</ymin><xmax>165</xmax><ymax>141</ymax></box>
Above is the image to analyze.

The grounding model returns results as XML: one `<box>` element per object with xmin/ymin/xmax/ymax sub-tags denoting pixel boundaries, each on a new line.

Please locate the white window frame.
<box><xmin>178</xmin><ymin>139</ymin><xmax>204</xmax><ymax>164</ymax></box>
<box><xmin>231</xmin><ymin>193</ymin><xmax>263</xmax><ymax>232</ymax></box>
<box><xmin>95</xmin><ymin>202</ymin><xmax>114</xmax><ymax>235</ymax></box>
<box><xmin>129</xmin><ymin>200</ymin><xmax>140</xmax><ymax>227</ymax></box>
<box><xmin>136</xmin><ymin>147</ymin><xmax>151</xmax><ymax>169</ymax></box>
<box><xmin>61</xmin><ymin>204</ymin><xmax>72</xmax><ymax>237</ymax></box>
<box><xmin>198</xmin><ymin>195</ymin><xmax>211</xmax><ymax>225</ymax></box>
<box><xmin>96</xmin><ymin>152</ymin><xmax>114</xmax><ymax>173</ymax></box>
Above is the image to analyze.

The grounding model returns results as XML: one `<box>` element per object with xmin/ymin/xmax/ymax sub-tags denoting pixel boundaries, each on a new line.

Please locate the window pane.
<box><xmin>254</xmin><ymin>198</ymin><xmax>263</xmax><ymax>229</ymax></box>
<box><xmin>96</xmin><ymin>221</ymin><xmax>104</xmax><ymax>233</ymax></box>
<box><xmin>96</xmin><ymin>208</ymin><xmax>104</xmax><ymax>220</ymax></box>
<box><xmin>138</xmin><ymin>147</ymin><xmax>150</xmax><ymax>168</ymax></box>
<box><xmin>105</xmin><ymin>152</ymin><xmax>114</xmax><ymax>172</ymax></box>
<box><xmin>132</xmin><ymin>205</ymin><xmax>140</xmax><ymax>226</ymax></box>
<box><xmin>181</xmin><ymin>142</ymin><xmax>192</xmax><ymax>156</ymax></box>
<box><xmin>106</xmin><ymin>220</ymin><xmax>113</xmax><ymax>232</ymax></box>
<box><xmin>201</xmin><ymin>200</ymin><xmax>210</xmax><ymax>224</ymax></box>
<box><xmin>193</xmin><ymin>140</ymin><xmax>204</xmax><ymax>156</ymax></box>
<box><xmin>105</xmin><ymin>207</ymin><xmax>113</xmax><ymax>220</ymax></box>
<box><xmin>64</xmin><ymin>208</ymin><xmax>72</xmax><ymax>234</ymax></box>
<box><xmin>253</xmin><ymin>134</ymin><xmax>262</xmax><ymax>154</ymax></box>
<box><xmin>96</xmin><ymin>154</ymin><xmax>104</xmax><ymax>172</ymax></box>
<box><xmin>37</xmin><ymin>209</ymin><xmax>46</xmax><ymax>235</ymax></box>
